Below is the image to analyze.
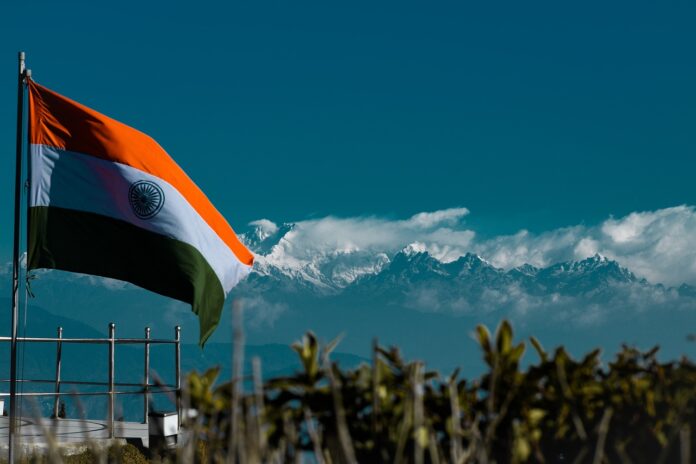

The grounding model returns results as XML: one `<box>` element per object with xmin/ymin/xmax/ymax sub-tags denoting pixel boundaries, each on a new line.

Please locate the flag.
<box><xmin>27</xmin><ymin>80</ymin><xmax>254</xmax><ymax>344</ymax></box>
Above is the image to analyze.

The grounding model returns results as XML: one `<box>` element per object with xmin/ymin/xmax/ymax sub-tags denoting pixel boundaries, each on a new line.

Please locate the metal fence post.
<box><xmin>144</xmin><ymin>327</ymin><xmax>150</xmax><ymax>424</ymax></box>
<box><xmin>0</xmin><ymin>325</ymin><xmax>185</xmax><ymax>441</ymax></box>
<box><xmin>175</xmin><ymin>326</ymin><xmax>181</xmax><ymax>424</ymax></box>
<box><xmin>52</xmin><ymin>327</ymin><xmax>63</xmax><ymax>419</ymax></box>
<box><xmin>108</xmin><ymin>322</ymin><xmax>115</xmax><ymax>438</ymax></box>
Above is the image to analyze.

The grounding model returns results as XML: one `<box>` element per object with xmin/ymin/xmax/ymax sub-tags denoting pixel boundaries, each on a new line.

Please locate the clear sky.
<box><xmin>1</xmin><ymin>1</ymin><xmax>695</xmax><ymax>259</ymax></box>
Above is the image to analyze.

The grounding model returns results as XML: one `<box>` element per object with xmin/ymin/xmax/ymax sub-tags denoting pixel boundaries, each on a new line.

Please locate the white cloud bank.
<box><xmin>249</xmin><ymin>208</ymin><xmax>476</xmax><ymax>287</ymax></box>
<box><xmin>249</xmin><ymin>205</ymin><xmax>696</xmax><ymax>287</ymax></box>
<box><xmin>475</xmin><ymin>205</ymin><xmax>696</xmax><ymax>286</ymax></box>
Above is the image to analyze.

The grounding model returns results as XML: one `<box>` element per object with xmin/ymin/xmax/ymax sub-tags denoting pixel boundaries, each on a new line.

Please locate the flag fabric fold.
<box><xmin>27</xmin><ymin>80</ymin><xmax>254</xmax><ymax>344</ymax></box>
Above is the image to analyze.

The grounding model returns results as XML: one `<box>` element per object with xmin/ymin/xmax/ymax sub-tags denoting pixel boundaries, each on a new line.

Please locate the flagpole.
<box><xmin>9</xmin><ymin>51</ymin><xmax>27</xmax><ymax>464</ymax></box>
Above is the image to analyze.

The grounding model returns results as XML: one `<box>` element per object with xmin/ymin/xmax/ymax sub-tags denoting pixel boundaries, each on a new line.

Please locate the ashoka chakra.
<box><xmin>129</xmin><ymin>181</ymin><xmax>165</xmax><ymax>219</ymax></box>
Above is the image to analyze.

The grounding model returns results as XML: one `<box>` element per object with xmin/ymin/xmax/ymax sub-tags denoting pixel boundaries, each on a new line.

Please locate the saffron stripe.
<box><xmin>28</xmin><ymin>80</ymin><xmax>254</xmax><ymax>267</ymax></box>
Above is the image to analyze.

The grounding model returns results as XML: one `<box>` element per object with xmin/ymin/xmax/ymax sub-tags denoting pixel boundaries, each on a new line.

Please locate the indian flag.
<box><xmin>27</xmin><ymin>80</ymin><xmax>254</xmax><ymax>344</ymax></box>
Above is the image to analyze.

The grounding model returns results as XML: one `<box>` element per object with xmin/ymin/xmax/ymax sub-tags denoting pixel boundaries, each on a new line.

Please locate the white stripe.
<box><xmin>30</xmin><ymin>144</ymin><xmax>251</xmax><ymax>293</ymax></box>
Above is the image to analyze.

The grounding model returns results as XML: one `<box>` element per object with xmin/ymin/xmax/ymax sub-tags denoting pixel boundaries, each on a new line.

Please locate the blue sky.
<box><xmin>1</xmin><ymin>0</ymin><xmax>695</xmax><ymax>260</ymax></box>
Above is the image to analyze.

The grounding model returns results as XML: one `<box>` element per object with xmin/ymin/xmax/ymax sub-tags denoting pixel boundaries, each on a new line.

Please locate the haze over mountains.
<box><xmin>1</xmin><ymin>207</ymin><xmax>695</xmax><ymax>379</ymax></box>
<box><xmin>235</xmin><ymin>219</ymin><xmax>696</xmax><ymax>368</ymax></box>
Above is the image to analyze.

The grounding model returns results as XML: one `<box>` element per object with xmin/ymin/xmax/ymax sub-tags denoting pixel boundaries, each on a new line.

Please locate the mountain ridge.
<box><xmin>239</xmin><ymin>221</ymin><xmax>680</xmax><ymax>294</ymax></box>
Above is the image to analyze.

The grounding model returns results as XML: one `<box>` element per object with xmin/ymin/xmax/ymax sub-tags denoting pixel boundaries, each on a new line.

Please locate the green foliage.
<box><xmin>5</xmin><ymin>444</ymin><xmax>148</xmax><ymax>464</ymax></box>
<box><xmin>187</xmin><ymin>366</ymin><xmax>227</xmax><ymax>415</ymax></box>
<box><xmin>186</xmin><ymin>321</ymin><xmax>696</xmax><ymax>463</ymax></box>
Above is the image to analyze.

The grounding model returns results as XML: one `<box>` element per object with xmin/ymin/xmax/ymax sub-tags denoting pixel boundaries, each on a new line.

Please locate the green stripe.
<box><xmin>29</xmin><ymin>206</ymin><xmax>225</xmax><ymax>345</ymax></box>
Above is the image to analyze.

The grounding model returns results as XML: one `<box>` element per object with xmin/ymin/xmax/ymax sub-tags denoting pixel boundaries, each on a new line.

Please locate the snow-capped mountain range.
<box><xmin>239</xmin><ymin>221</ymin><xmax>689</xmax><ymax>303</ymax></box>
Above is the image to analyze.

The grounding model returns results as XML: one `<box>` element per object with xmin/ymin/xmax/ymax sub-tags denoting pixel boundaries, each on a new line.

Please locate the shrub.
<box><xmin>185</xmin><ymin>321</ymin><xmax>696</xmax><ymax>463</ymax></box>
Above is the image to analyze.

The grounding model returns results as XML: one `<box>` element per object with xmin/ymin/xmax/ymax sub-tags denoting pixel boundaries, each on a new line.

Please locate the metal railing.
<box><xmin>0</xmin><ymin>323</ymin><xmax>181</xmax><ymax>438</ymax></box>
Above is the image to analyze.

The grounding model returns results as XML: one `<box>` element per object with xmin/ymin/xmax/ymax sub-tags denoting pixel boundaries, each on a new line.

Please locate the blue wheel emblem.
<box><xmin>129</xmin><ymin>181</ymin><xmax>165</xmax><ymax>219</ymax></box>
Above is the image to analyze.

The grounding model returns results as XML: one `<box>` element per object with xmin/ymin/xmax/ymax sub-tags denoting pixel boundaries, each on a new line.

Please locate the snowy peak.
<box><xmin>317</xmin><ymin>252</ymin><xmax>391</xmax><ymax>288</ymax></box>
<box><xmin>542</xmin><ymin>254</ymin><xmax>636</xmax><ymax>283</ymax></box>
<box><xmin>508</xmin><ymin>263</ymin><xmax>540</xmax><ymax>278</ymax></box>
<box><xmin>385</xmin><ymin>247</ymin><xmax>446</xmax><ymax>277</ymax></box>
<box><xmin>444</xmin><ymin>253</ymin><xmax>498</xmax><ymax>276</ymax></box>
<box><xmin>242</xmin><ymin>221</ymin><xmax>296</xmax><ymax>255</ymax></box>
<box><xmin>401</xmin><ymin>242</ymin><xmax>429</xmax><ymax>257</ymax></box>
<box><xmin>524</xmin><ymin>254</ymin><xmax>639</xmax><ymax>296</ymax></box>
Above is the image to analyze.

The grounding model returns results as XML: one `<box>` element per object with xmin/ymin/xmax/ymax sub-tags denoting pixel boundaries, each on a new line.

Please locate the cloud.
<box><xmin>250</xmin><ymin>205</ymin><xmax>696</xmax><ymax>287</ymax></box>
<box><xmin>403</xmin><ymin>279</ymin><xmax>692</xmax><ymax>328</ymax></box>
<box><xmin>595</xmin><ymin>207</ymin><xmax>696</xmax><ymax>285</ymax></box>
<box><xmin>475</xmin><ymin>227</ymin><xmax>585</xmax><ymax>269</ymax></box>
<box><xmin>405</xmin><ymin>208</ymin><xmax>469</xmax><ymax>228</ymax></box>
<box><xmin>252</xmin><ymin>208</ymin><xmax>476</xmax><ymax>283</ymax></box>
<box><xmin>241</xmin><ymin>296</ymin><xmax>289</xmax><ymax>328</ymax></box>
<box><xmin>248</xmin><ymin>219</ymin><xmax>279</xmax><ymax>240</ymax></box>
<box><xmin>473</xmin><ymin>205</ymin><xmax>696</xmax><ymax>286</ymax></box>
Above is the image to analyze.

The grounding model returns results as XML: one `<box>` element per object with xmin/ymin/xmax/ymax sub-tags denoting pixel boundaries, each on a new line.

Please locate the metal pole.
<box><xmin>175</xmin><ymin>326</ymin><xmax>181</xmax><ymax>424</ymax></box>
<box><xmin>108</xmin><ymin>322</ymin><xmax>115</xmax><ymax>438</ymax></box>
<box><xmin>8</xmin><ymin>51</ymin><xmax>27</xmax><ymax>464</ymax></box>
<box><xmin>53</xmin><ymin>327</ymin><xmax>63</xmax><ymax>418</ymax></box>
<box><xmin>143</xmin><ymin>327</ymin><xmax>150</xmax><ymax>424</ymax></box>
